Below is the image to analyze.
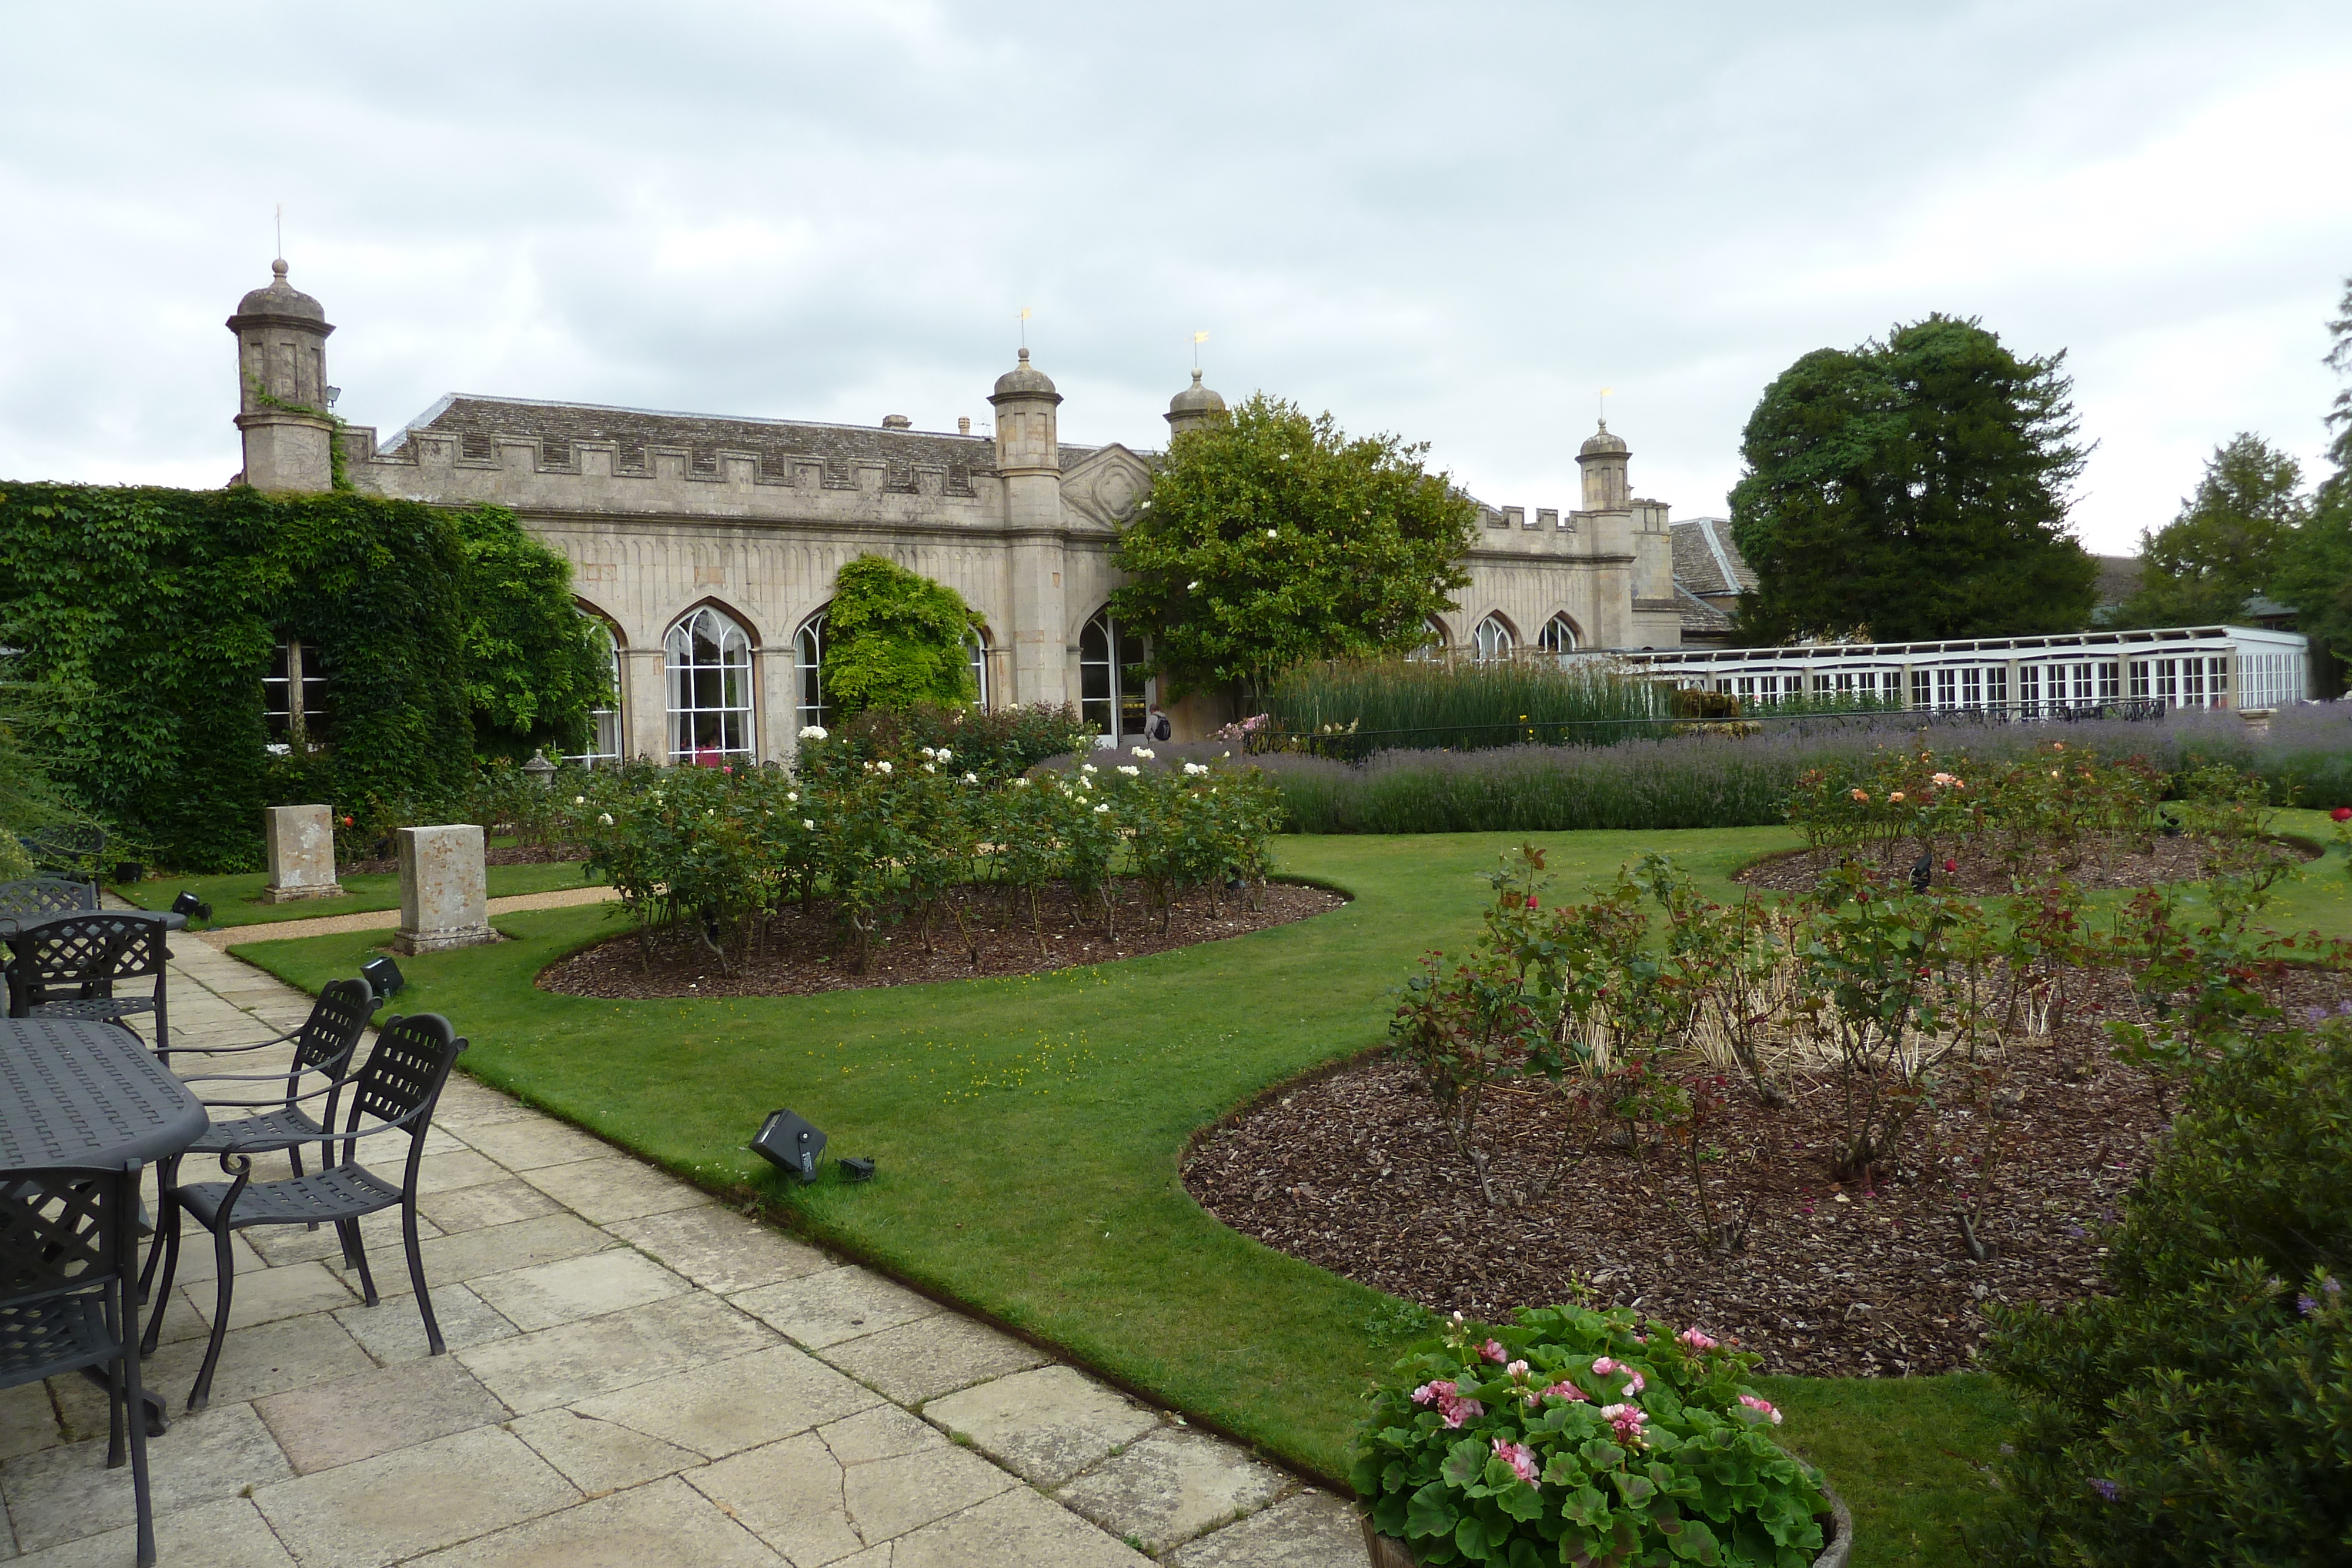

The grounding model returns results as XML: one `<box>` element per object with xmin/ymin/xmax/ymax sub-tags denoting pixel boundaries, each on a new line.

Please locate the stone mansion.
<box><xmin>228</xmin><ymin>259</ymin><xmax>1720</xmax><ymax>763</ymax></box>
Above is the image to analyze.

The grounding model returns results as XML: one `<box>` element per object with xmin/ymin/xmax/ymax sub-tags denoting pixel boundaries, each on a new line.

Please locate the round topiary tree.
<box><xmin>820</xmin><ymin>554</ymin><xmax>984</xmax><ymax>715</ymax></box>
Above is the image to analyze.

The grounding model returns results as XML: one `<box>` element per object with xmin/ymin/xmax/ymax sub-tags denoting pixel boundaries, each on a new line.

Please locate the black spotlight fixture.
<box><xmin>751</xmin><ymin>1109</ymin><xmax>828</xmax><ymax>1183</ymax></box>
<box><xmin>838</xmin><ymin>1156</ymin><xmax>876</xmax><ymax>1183</ymax></box>
<box><xmin>360</xmin><ymin>955</ymin><xmax>405</xmax><ymax>1004</ymax></box>
<box><xmin>169</xmin><ymin>890</ymin><xmax>214</xmax><ymax>922</ymax></box>
<box><xmin>113</xmin><ymin>861</ymin><xmax>144</xmax><ymax>887</ymax></box>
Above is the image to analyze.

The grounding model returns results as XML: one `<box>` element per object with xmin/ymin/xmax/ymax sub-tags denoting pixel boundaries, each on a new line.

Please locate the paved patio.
<box><xmin>1</xmin><ymin>929</ymin><xmax>1369</xmax><ymax>1566</ymax></box>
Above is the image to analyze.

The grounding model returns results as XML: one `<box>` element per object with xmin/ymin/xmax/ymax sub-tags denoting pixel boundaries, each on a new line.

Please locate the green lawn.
<box><xmin>120</xmin><ymin>858</ymin><xmax>603</xmax><ymax>927</ymax></box>
<box><xmin>230</xmin><ymin>821</ymin><xmax>2352</xmax><ymax>1568</ymax></box>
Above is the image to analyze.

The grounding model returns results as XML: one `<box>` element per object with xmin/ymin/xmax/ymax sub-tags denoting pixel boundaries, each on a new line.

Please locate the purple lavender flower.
<box><xmin>2307</xmin><ymin>1007</ymin><xmax>2329</xmax><ymax>1025</ymax></box>
<box><xmin>2063</xmin><ymin>1225</ymin><xmax>2087</xmax><ymax>1239</ymax></box>
<box><xmin>2299</xmin><ymin>1293</ymin><xmax>2319</xmax><ymax>1317</ymax></box>
<box><xmin>2327</xmin><ymin>1277</ymin><xmax>2343</xmax><ymax>1298</ymax></box>
<box><xmin>2090</xmin><ymin>1479</ymin><xmax>2123</xmax><ymax>1503</ymax></box>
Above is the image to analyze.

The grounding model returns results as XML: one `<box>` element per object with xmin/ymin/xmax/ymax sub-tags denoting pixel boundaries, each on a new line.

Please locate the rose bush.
<box><xmin>1354</xmin><ymin>1302</ymin><xmax>1830</xmax><ymax>1566</ymax></box>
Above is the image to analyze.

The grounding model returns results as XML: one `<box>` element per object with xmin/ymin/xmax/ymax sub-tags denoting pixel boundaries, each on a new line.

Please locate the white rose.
<box><xmin>573</xmin><ymin>795</ymin><xmax>586</xmax><ymax>805</ymax></box>
<box><xmin>1093</xmin><ymin>803</ymin><xmax>1110</xmax><ymax>814</ymax></box>
<box><xmin>1183</xmin><ymin>762</ymin><xmax>1208</xmax><ymax>776</ymax></box>
<box><xmin>1080</xmin><ymin>763</ymin><xmax>1098</xmax><ymax>774</ymax></box>
<box><xmin>937</xmin><ymin>748</ymin><xmax>953</xmax><ymax>762</ymax></box>
<box><xmin>1187</xmin><ymin>580</ymin><xmax>1202</xmax><ymax>591</ymax></box>
<box><xmin>1132</xmin><ymin>747</ymin><xmax>1154</xmax><ymax>759</ymax></box>
<box><xmin>1012</xmin><ymin>777</ymin><xmax>1031</xmax><ymax>788</ymax></box>
<box><xmin>597</xmin><ymin>813</ymin><xmax>614</xmax><ymax>827</ymax></box>
<box><xmin>786</xmin><ymin>791</ymin><xmax>798</xmax><ymax>802</ymax></box>
<box><xmin>799</xmin><ymin>725</ymin><xmax>828</xmax><ymax>741</ymax></box>
<box><xmin>923</xmin><ymin>763</ymin><xmax>937</xmax><ymax>774</ymax></box>
<box><xmin>963</xmin><ymin>771</ymin><xmax>978</xmax><ymax>783</ymax></box>
<box><xmin>1117</xmin><ymin>765</ymin><xmax>1140</xmax><ymax>777</ymax></box>
<box><xmin>877</xmin><ymin>761</ymin><xmax>893</xmax><ymax>775</ymax></box>
<box><xmin>1266</xmin><ymin>529</ymin><xmax>1278</xmax><ymax>538</ymax></box>
<box><xmin>918</xmin><ymin>746</ymin><xmax>936</xmax><ymax>760</ymax></box>
<box><xmin>802</xmin><ymin>818</ymin><xmax>816</xmax><ymax>830</ymax></box>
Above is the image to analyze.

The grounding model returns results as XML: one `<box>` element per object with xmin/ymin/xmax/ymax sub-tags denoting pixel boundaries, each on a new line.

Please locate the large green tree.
<box><xmin>2116</xmin><ymin>434</ymin><xmax>2310</xmax><ymax>627</ymax></box>
<box><xmin>1730</xmin><ymin>315</ymin><xmax>2098</xmax><ymax>644</ymax></box>
<box><xmin>819</xmin><ymin>553</ymin><xmax>982</xmax><ymax>715</ymax></box>
<box><xmin>1110</xmin><ymin>393</ymin><xmax>1476</xmax><ymax>695</ymax></box>
<box><xmin>2273</xmin><ymin>275</ymin><xmax>2352</xmax><ymax>671</ymax></box>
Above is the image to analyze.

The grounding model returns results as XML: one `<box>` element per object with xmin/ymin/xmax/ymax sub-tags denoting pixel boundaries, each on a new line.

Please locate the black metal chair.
<box><xmin>16</xmin><ymin>823</ymin><xmax>107</xmax><ymax>880</ymax></box>
<box><xmin>146</xmin><ymin>1013</ymin><xmax>466</xmax><ymax>1412</ymax></box>
<box><xmin>7</xmin><ymin>914</ymin><xmax>171</xmax><ymax>1050</ymax></box>
<box><xmin>139</xmin><ymin>978</ymin><xmax>377</xmax><ymax>1305</ymax></box>
<box><xmin>0</xmin><ymin>1163</ymin><xmax>156</xmax><ymax>1566</ymax></box>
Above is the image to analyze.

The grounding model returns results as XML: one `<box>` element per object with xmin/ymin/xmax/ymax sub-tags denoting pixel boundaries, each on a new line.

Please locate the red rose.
<box><xmin>342</xmin><ymin>815</ymin><xmax>354</xmax><ymax>827</ymax></box>
<box><xmin>1943</xmin><ymin>858</ymin><xmax>1956</xmax><ymax>872</ymax></box>
<box><xmin>2333</xmin><ymin>807</ymin><xmax>2351</xmax><ymax>823</ymax></box>
<box><xmin>1525</xmin><ymin>897</ymin><xmax>1539</xmax><ymax>911</ymax></box>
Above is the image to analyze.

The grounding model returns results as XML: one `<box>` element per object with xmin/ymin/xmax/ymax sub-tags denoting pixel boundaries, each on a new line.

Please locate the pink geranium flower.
<box><xmin>1536</xmin><ymin>1379</ymin><xmax>1586</xmax><ymax>1405</ymax></box>
<box><xmin>1412</xmin><ymin>1379</ymin><xmax>1485</xmax><ymax>1427</ymax></box>
<box><xmin>1599</xmin><ymin>1402</ymin><xmax>1648</xmax><ymax>1446</ymax></box>
<box><xmin>1678</xmin><ymin>1328</ymin><xmax>1719</xmax><ymax>1351</ymax></box>
<box><xmin>1491</xmin><ymin>1438</ymin><xmax>1539</xmax><ymax>1484</ymax></box>
<box><xmin>1738</xmin><ymin>1394</ymin><xmax>1783</xmax><ymax>1426</ymax></box>
<box><xmin>1591</xmin><ymin>1358</ymin><xmax>1645</xmax><ymax>1393</ymax></box>
<box><xmin>1480</xmin><ymin>1340</ymin><xmax>1508</xmax><ymax>1364</ymax></box>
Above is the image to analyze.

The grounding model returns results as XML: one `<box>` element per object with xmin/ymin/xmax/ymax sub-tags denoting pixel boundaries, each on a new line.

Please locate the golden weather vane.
<box><xmin>1018</xmin><ymin>306</ymin><xmax>1032</xmax><ymax>351</ymax></box>
<box><xmin>1192</xmin><ymin>330</ymin><xmax>1208</xmax><ymax>370</ymax></box>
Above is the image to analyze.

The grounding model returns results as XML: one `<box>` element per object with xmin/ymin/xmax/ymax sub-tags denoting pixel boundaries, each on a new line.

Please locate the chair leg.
<box><xmin>186</xmin><ymin>1223</ymin><xmax>238</xmax><ymax>1415</ymax></box>
<box><xmin>343</xmin><ymin>1221</ymin><xmax>379</xmax><ymax>1307</ymax></box>
<box><xmin>103</xmin><ymin>1293</ymin><xmax>126</xmax><ymax>1470</ymax></box>
<box><xmin>141</xmin><ymin>1201</ymin><xmax>182</xmax><ymax>1358</ymax></box>
<box><xmin>137</xmin><ymin>1157</ymin><xmax>181</xmax><ymax>1307</ymax></box>
<box><xmin>405</xmin><ymin>1202</ymin><xmax>445</xmax><ymax>1356</ymax></box>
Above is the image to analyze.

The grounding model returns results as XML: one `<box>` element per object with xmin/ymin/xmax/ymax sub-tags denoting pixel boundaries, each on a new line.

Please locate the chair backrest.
<box><xmin>0</xmin><ymin>879</ymin><xmax>99</xmax><ymax>920</ymax></box>
<box><xmin>16</xmin><ymin>824</ymin><xmax>106</xmax><ymax>877</ymax></box>
<box><xmin>343</xmin><ymin>1013</ymin><xmax>466</xmax><ymax>1135</ymax></box>
<box><xmin>0</xmin><ymin>1165</ymin><xmax>135</xmax><ymax>1309</ymax></box>
<box><xmin>292</xmin><ymin>979</ymin><xmax>375</xmax><ymax>1078</ymax></box>
<box><xmin>12</xmin><ymin>913</ymin><xmax>169</xmax><ymax>992</ymax></box>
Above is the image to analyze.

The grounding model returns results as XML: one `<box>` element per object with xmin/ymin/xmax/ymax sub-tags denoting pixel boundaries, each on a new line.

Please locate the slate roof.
<box><xmin>1671</xmin><ymin>516</ymin><xmax>1755</xmax><ymax>599</ymax></box>
<box><xmin>1675</xmin><ymin>586</ymin><xmax>1733</xmax><ymax>633</ymax></box>
<box><xmin>381</xmin><ymin>393</ymin><xmax>1105</xmax><ymax>482</ymax></box>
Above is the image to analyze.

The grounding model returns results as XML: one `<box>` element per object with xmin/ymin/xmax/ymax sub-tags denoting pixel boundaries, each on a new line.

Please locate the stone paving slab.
<box><xmin>0</xmin><ymin>906</ymin><xmax>1371</xmax><ymax>1564</ymax></box>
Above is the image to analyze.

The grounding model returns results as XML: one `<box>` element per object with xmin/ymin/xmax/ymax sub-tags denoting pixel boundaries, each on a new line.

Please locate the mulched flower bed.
<box><xmin>342</xmin><ymin>842</ymin><xmax>584</xmax><ymax>876</ymax></box>
<box><xmin>536</xmin><ymin>878</ymin><xmax>1347</xmax><ymax>1000</ymax></box>
<box><xmin>1184</xmin><ymin>962</ymin><xmax>2352</xmax><ymax>1377</ymax></box>
<box><xmin>1734</xmin><ymin>833</ymin><xmax>2315</xmax><ymax>898</ymax></box>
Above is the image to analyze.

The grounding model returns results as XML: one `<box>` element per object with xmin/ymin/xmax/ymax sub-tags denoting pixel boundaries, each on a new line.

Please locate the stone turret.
<box><xmin>229</xmin><ymin>259</ymin><xmax>337</xmax><ymax>492</ymax></box>
<box><xmin>1576</xmin><ymin>420</ymin><xmax>1630</xmax><ymax>512</ymax></box>
<box><xmin>1164</xmin><ymin>367</ymin><xmax>1226</xmax><ymax>439</ymax></box>
<box><xmin>988</xmin><ymin>348</ymin><xmax>1070</xmax><ymax>708</ymax></box>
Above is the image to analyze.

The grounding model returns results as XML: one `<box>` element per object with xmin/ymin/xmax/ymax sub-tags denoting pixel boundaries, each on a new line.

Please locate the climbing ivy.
<box><xmin>0</xmin><ymin>483</ymin><xmax>582</xmax><ymax>871</ymax></box>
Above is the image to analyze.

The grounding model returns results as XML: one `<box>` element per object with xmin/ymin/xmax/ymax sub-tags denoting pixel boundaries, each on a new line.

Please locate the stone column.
<box><xmin>260</xmin><ymin>805</ymin><xmax>344</xmax><ymax>902</ymax></box>
<box><xmin>622</xmin><ymin>647</ymin><xmax>667</xmax><ymax>761</ymax></box>
<box><xmin>391</xmin><ymin>825</ymin><xmax>496</xmax><ymax>955</ymax></box>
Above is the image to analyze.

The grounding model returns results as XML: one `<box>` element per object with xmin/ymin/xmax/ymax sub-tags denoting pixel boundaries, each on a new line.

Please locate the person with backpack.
<box><xmin>1146</xmin><ymin>707</ymin><xmax>1173</xmax><ymax>743</ymax></box>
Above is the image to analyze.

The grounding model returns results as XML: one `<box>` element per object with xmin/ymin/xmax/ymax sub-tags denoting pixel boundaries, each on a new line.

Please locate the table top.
<box><xmin>0</xmin><ymin>1019</ymin><xmax>207</xmax><ymax>1171</ymax></box>
<box><xmin>0</xmin><ymin>907</ymin><xmax>187</xmax><ymax>940</ymax></box>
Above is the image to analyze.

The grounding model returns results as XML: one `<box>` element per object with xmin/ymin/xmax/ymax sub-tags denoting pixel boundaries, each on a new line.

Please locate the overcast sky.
<box><xmin>4</xmin><ymin>1</ymin><xmax>2348</xmax><ymax>555</ymax></box>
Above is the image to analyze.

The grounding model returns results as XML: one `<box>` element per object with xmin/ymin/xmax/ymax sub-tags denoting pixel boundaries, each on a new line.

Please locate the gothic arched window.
<box><xmin>577</xmin><ymin>613</ymin><xmax>624</xmax><ymax>765</ymax></box>
<box><xmin>1406</xmin><ymin>618</ymin><xmax>1450</xmax><ymax>663</ymax></box>
<box><xmin>1473</xmin><ymin>614</ymin><xmax>1515</xmax><ymax>663</ymax></box>
<box><xmin>1537</xmin><ymin>614</ymin><xmax>1578</xmax><ymax>656</ymax></box>
<box><xmin>666</xmin><ymin>606</ymin><xmax>754</xmax><ymax>764</ymax></box>
<box><xmin>1080</xmin><ymin>611</ymin><xmax>1151</xmax><ymax>743</ymax></box>
<box><xmin>794</xmin><ymin>610</ymin><xmax>832</xmax><ymax>734</ymax></box>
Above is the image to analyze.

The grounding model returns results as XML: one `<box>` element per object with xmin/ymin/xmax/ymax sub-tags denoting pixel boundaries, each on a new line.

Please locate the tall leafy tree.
<box><xmin>2116</xmin><ymin>434</ymin><xmax>2309</xmax><ymax>627</ymax></box>
<box><xmin>2274</xmin><ymin>274</ymin><xmax>2352</xmax><ymax>672</ymax></box>
<box><xmin>1111</xmin><ymin>393</ymin><xmax>1476</xmax><ymax>695</ymax></box>
<box><xmin>820</xmin><ymin>553</ymin><xmax>982</xmax><ymax>715</ymax></box>
<box><xmin>1730</xmin><ymin>315</ymin><xmax>2097</xmax><ymax>643</ymax></box>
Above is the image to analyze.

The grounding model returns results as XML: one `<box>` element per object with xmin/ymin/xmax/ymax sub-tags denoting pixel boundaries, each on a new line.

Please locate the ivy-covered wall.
<box><xmin>0</xmin><ymin>483</ymin><xmax>487</xmax><ymax>871</ymax></box>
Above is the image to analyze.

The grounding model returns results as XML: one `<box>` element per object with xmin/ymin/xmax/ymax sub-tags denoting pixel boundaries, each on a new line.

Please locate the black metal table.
<box><xmin>1</xmin><ymin>1018</ymin><xmax>207</xmax><ymax>1432</ymax></box>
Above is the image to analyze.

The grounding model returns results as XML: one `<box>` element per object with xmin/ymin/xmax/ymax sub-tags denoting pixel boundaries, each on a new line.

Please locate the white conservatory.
<box><xmin>1615</xmin><ymin>625</ymin><xmax>2308</xmax><ymax>715</ymax></box>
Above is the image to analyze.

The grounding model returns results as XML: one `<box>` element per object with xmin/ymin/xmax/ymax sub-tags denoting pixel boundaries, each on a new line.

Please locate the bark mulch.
<box><xmin>342</xmin><ymin>842</ymin><xmax>584</xmax><ymax>876</ymax></box>
<box><xmin>1734</xmin><ymin>833</ymin><xmax>2314</xmax><ymax>898</ymax></box>
<box><xmin>1183</xmin><ymin>963</ymin><xmax>2352</xmax><ymax>1378</ymax></box>
<box><xmin>536</xmin><ymin>878</ymin><xmax>1347</xmax><ymax>1000</ymax></box>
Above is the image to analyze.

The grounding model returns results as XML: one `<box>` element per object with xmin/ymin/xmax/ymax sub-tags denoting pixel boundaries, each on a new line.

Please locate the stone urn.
<box><xmin>1361</xmin><ymin>1482</ymin><xmax>1852</xmax><ymax>1568</ymax></box>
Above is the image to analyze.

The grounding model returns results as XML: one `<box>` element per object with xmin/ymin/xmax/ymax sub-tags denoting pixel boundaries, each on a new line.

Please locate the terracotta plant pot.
<box><xmin>1361</xmin><ymin>1482</ymin><xmax>1853</xmax><ymax>1568</ymax></box>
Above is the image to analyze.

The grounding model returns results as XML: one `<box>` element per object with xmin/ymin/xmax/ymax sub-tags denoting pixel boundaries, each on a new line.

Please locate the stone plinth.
<box><xmin>392</xmin><ymin>825</ymin><xmax>496</xmax><ymax>954</ymax></box>
<box><xmin>2240</xmin><ymin>707</ymin><xmax>2274</xmax><ymax>738</ymax></box>
<box><xmin>260</xmin><ymin>805</ymin><xmax>345</xmax><ymax>903</ymax></box>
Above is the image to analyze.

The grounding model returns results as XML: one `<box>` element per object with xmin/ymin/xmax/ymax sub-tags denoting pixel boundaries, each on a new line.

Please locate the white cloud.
<box><xmin>1</xmin><ymin>0</ymin><xmax>2347</xmax><ymax>554</ymax></box>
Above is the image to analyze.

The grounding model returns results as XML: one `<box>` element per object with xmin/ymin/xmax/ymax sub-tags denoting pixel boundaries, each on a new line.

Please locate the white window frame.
<box><xmin>666</xmin><ymin>606</ymin><xmax>756</xmax><ymax>764</ymax></box>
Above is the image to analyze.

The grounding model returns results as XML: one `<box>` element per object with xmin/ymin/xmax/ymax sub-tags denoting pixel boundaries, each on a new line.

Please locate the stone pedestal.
<box><xmin>260</xmin><ymin>805</ymin><xmax>345</xmax><ymax>902</ymax></box>
<box><xmin>2240</xmin><ymin>707</ymin><xmax>2274</xmax><ymax>738</ymax></box>
<box><xmin>391</xmin><ymin>825</ymin><xmax>496</xmax><ymax>955</ymax></box>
